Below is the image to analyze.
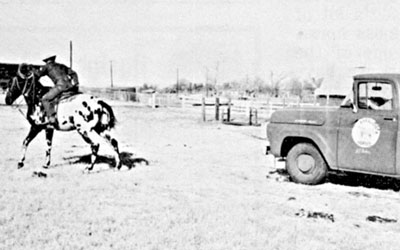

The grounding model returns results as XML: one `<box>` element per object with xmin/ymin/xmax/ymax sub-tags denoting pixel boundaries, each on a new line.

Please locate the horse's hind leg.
<box><xmin>77</xmin><ymin>129</ymin><xmax>101</xmax><ymax>172</ymax></box>
<box><xmin>18</xmin><ymin>126</ymin><xmax>42</xmax><ymax>169</ymax></box>
<box><xmin>100</xmin><ymin>131</ymin><xmax>121</xmax><ymax>169</ymax></box>
<box><xmin>89</xmin><ymin>143</ymin><xmax>100</xmax><ymax>171</ymax></box>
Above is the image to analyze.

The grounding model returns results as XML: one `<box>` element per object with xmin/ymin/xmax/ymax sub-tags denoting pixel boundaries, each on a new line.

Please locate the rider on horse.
<box><xmin>36</xmin><ymin>55</ymin><xmax>79</xmax><ymax>126</ymax></box>
<box><xmin>5</xmin><ymin>61</ymin><xmax>121</xmax><ymax>171</ymax></box>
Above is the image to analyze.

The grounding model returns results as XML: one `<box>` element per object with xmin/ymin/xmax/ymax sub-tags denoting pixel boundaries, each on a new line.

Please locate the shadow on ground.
<box><xmin>63</xmin><ymin>151</ymin><xmax>149</xmax><ymax>170</ymax></box>
<box><xmin>327</xmin><ymin>172</ymin><xmax>400</xmax><ymax>191</ymax></box>
<box><xmin>268</xmin><ymin>168</ymin><xmax>400</xmax><ymax>191</ymax></box>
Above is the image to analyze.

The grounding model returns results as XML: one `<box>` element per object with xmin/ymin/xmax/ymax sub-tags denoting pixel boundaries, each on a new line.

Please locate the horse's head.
<box><xmin>5</xmin><ymin>63</ymin><xmax>34</xmax><ymax>105</ymax></box>
<box><xmin>5</xmin><ymin>78</ymin><xmax>21</xmax><ymax>105</ymax></box>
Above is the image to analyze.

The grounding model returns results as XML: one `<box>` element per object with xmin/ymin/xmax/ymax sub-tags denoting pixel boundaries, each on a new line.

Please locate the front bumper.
<box><xmin>265</xmin><ymin>140</ymin><xmax>271</xmax><ymax>155</ymax></box>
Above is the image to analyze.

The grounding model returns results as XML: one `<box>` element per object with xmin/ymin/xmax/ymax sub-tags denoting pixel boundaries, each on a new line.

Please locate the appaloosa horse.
<box><xmin>5</xmin><ymin>63</ymin><xmax>121</xmax><ymax>172</ymax></box>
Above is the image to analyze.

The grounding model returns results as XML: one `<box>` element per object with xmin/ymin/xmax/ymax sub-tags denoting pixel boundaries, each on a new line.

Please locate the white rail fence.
<box><xmin>136</xmin><ymin>93</ymin><xmax>319</xmax><ymax>125</ymax></box>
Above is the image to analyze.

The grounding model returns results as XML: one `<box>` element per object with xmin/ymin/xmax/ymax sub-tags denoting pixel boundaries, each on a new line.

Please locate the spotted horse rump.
<box><xmin>53</xmin><ymin>94</ymin><xmax>121</xmax><ymax>171</ymax></box>
<box><xmin>56</xmin><ymin>94</ymin><xmax>114</xmax><ymax>131</ymax></box>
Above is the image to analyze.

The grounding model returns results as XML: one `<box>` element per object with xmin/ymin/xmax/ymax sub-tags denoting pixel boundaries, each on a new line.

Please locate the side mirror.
<box><xmin>351</xmin><ymin>102</ymin><xmax>358</xmax><ymax>113</ymax></box>
<box><xmin>372</xmin><ymin>86</ymin><xmax>382</xmax><ymax>91</ymax></box>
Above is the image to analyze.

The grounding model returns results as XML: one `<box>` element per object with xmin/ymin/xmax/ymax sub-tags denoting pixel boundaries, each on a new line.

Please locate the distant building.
<box><xmin>0</xmin><ymin>63</ymin><xmax>19</xmax><ymax>91</ymax></box>
<box><xmin>81</xmin><ymin>86</ymin><xmax>137</xmax><ymax>102</ymax></box>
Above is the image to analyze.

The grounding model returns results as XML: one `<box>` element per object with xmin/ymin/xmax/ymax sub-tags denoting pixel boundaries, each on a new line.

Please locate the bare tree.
<box><xmin>204</xmin><ymin>67</ymin><xmax>210</xmax><ymax>97</ymax></box>
<box><xmin>214</xmin><ymin>61</ymin><xmax>219</xmax><ymax>95</ymax></box>
<box><xmin>284</xmin><ymin>76</ymin><xmax>324</xmax><ymax>100</ymax></box>
<box><xmin>269</xmin><ymin>71</ymin><xmax>287</xmax><ymax>97</ymax></box>
<box><xmin>302</xmin><ymin>77</ymin><xmax>324</xmax><ymax>93</ymax></box>
<box><xmin>203</xmin><ymin>62</ymin><xmax>220</xmax><ymax>96</ymax></box>
<box><xmin>287</xmin><ymin>78</ymin><xmax>303</xmax><ymax>98</ymax></box>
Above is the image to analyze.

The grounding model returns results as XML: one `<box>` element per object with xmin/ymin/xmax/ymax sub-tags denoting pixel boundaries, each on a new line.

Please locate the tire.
<box><xmin>286</xmin><ymin>143</ymin><xmax>328</xmax><ymax>185</ymax></box>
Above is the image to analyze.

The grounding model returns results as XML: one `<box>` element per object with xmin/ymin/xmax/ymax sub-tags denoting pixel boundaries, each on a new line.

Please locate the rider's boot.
<box><xmin>48</xmin><ymin>116</ymin><xmax>56</xmax><ymax>124</ymax></box>
<box><xmin>38</xmin><ymin>101</ymin><xmax>57</xmax><ymax>127</ymax></box>
<box><xmin>47</xmin><ymin>116</ymin><xmax>57</xmax><ymax>128</ymax></box>
<box><xmin>35</xmin><ymin>115</ymin><xmax>49</xmax><ymax>126</ymax></box>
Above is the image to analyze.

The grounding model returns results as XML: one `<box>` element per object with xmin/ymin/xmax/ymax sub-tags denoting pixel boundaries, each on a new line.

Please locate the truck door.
<box><xmin>338</xmin><ymin>80</ymin><xmax>398</xmax><ymax>174</ymax></box>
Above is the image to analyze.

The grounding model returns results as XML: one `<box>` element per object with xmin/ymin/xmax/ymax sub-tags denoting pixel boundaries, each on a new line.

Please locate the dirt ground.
<box><xmin>0</xmin><ymin>103</ymin><xmax>400</xmax><ymax>250</ymax></box>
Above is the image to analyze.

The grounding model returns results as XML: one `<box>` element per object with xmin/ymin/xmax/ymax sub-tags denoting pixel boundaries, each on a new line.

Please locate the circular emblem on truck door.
<box><xmin>351</xmin><ymin>117</ymin><xmax>381</xmax><ymax>148</ymax></box>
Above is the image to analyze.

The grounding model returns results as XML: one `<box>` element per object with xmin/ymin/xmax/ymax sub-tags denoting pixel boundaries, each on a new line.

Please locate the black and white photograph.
<box><xmin>1</xmin><ymin>0</ymin><xmax>400</xmax><ymax>249</ymax></box>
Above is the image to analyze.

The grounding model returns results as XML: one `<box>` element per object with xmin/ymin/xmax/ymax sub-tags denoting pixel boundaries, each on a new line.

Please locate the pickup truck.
<box><xmin>266</xmin><ymin>73</ymin><xmax>400</xmax><ymax>184</ymax></box>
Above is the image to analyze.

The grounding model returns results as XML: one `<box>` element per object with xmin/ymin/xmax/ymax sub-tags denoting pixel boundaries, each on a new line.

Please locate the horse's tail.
<box><xmin>98</xmin><ymin>100</ymin><xmax>117</xmax><ymax>129</ymax></box>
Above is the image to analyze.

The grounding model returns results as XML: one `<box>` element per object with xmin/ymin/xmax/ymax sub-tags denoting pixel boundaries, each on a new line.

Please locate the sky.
<box><xmin>1</xmin><ymin>0</ymin><xmax>400</xmax><ymax>94</ymax></box>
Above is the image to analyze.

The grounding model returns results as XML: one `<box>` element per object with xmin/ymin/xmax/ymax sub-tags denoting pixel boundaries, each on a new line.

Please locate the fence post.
<box><xmin>215</xmin><ymin>97</ymin><xmax>220</xmax><ymax>121</ymax></box>
<box><xmin>202</xmin><ymin>97</ymin><xmax>206</xmax><ymax>122</ymax></box>
<box><xmin>151</xmin><ymin>93</ymin><xmax>156</xmax><ymax>108</ymax></box>
<box><xmin>227</xmin><ymin>98</ymin><xmax>231</xmax><ymax>122</ymax></box>
<box><xmin>254</xmin><ymin>108</ymin><xmax>258</xmax><ymax>125</ymax></box>
<box><xmin>249</xmin><ymin>108</ymin><xmax>253</xmax><ymax>126</ymax></box>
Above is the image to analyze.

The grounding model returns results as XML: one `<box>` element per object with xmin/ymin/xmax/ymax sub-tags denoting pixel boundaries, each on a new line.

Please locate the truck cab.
<box><xmin>266</xmin><ymin>74</ymin><xmax>400</xmax><ymax>184</ymax></box>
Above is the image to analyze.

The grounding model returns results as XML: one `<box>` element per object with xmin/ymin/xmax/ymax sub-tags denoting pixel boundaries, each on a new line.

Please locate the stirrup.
<box><xmin>35</xmin><ymin>116</ymin><xmax>55</xmax><ymax>126</ymax></box>
<box><xmin>35</xmin><ymin>120</ymin><xmax>50</xmax><ymax>126</ymax></box>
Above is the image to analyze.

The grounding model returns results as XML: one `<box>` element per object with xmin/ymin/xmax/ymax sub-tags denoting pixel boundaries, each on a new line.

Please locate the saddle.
<box><xmin>58</xmin><ymin>89</ymin><xmax>82</xmax><ymax>102</ymax></box>
<box><xmin>51</xmin><ymin>89</ymin><xmax>82</xmax><ymax>116</ymax></box>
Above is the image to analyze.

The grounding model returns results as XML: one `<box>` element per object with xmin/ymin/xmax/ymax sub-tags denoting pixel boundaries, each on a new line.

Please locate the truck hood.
<box><xmin>270</xmin><ymin>106</ymin><xmax>339</xmax><ymax>126</ymax></box>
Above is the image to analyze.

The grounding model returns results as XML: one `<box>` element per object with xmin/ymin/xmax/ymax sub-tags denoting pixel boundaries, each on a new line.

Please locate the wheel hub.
<box><xmin>296</xmin><ymin>154</ymin><xmax>315</xmax><ymax>173</ymax></box>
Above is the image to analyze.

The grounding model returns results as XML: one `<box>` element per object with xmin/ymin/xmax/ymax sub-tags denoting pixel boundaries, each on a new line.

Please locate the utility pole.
<box><xmin>205</xmin><ymin>67</ymin><xmax>209</xmax><ymax>97</ymax></box>
<box><xmin>176</xmin><ymin>68</ymin><xmax>179</xmax><ymax>95</ymax></box>
<box><xmin>214</xmin><ymin>61</ymin><xmax>219</xmax><ymax>95</ymax></box>
<box><xmin>69</xmin><ymin>41</ymin><xmax>73</xmax><ymax>69</ymax></box>
<box><xmin>110</xmin><ymin>60</ymin><xmax>114</xmax><ymax>88</ymax></box>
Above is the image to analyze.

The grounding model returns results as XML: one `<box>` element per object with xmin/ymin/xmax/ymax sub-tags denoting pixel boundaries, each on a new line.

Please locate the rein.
<box><xmin>15</xmin><ymin>74</ymin><xmax>35</xmax><ymax>97</ymax></box>
<box><xmin>10</xmin><ymin>73</ymin><xmax>37</xmax><ymax>120</ymax></box>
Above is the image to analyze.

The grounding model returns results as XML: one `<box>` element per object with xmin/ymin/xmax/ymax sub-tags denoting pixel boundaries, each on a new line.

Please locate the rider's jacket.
<box><xmin>36</xmin><ymin>62</ymin><xmax>79</xmax><ymax>89</ymax></box>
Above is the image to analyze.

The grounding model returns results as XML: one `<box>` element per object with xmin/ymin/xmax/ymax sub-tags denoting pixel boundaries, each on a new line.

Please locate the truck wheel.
<box><xmin>286</xmin><ymin>143</ymin><xmax>328</xmax><ymax>184</ymax></box>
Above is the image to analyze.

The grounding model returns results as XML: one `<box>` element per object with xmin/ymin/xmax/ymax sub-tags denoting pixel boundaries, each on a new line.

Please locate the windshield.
<box><xmin>357</xmin><ymin>82</ymin><xmax>393</xmax><ymax>110</ymax></box>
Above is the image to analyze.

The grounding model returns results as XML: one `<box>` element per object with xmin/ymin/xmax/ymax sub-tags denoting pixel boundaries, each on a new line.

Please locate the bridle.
<box><xmin>7</xmin><ymin>69</ymin><xmax>38</xmax><ymax>119</ymax></box>
<box><xmin>12</xmin><ymin>72</ymin><xmax>35</xmax><ymax>98</ymax></box>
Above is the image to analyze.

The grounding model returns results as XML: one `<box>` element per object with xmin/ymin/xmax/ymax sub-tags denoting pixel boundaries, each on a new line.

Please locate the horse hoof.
<box><xmin>116</xmin><ymin>163</ymin><xmax>122</xmax><ymax>170</ymax></box>
<box><xmin>32</xmin><ymin>171</ymin><xmax>47</xmax><ymax>178</ymax></box>
<box><xmin>17</xmin><ymin>162</ymin><xmax>24</xmax><ymax>169</ymax></box>
<box><xmin>42</xmin><ymin>165</ymin><xmax>49</xmax><ymax>169</ymax></box>
<box><xmin>115</xmin><ymin>158</ymin><xmax>122</xmax><ymax>170</ymax></box>
<box><xmin>83</xmin><ymin>166</ymin><xmax>93</xmax><ymax>174</ymax></box>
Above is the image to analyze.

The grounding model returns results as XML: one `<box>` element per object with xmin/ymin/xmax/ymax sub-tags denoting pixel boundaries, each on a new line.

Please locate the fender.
<box><xmin>268</xmin><ymin>123</ymin><xmax>339</xmax><ymax>169</ymax></box>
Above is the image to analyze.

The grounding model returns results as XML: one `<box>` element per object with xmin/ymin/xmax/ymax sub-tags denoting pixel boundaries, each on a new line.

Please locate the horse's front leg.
<box><xmin>43</xmin><ymin>128</ymin><xmax>54</xmax><ymax>169</ymax></box>
<box><xmin>18</xmin><ymin>125</ymin><xmax>42</xmax><ymax>169</ymax></box>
